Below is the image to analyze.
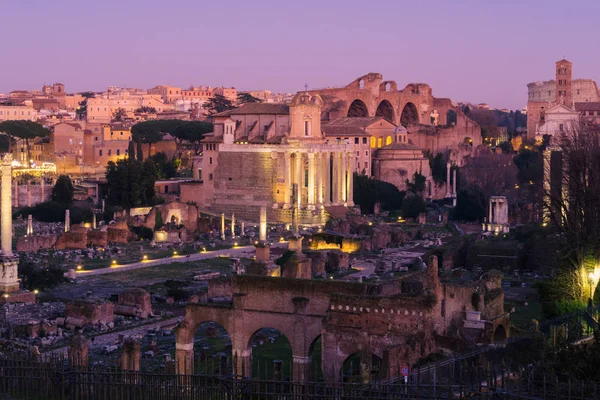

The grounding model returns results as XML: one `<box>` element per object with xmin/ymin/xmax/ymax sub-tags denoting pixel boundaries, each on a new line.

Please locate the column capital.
<box><xmin>307</xmin><ymin>152</ymin><xmax>315</xmax><ymax>159</ymax></box>
<box><xmin>2</xmin><ymin>154</ymin><xmax>12</xmax><ymax>166</ymax></box>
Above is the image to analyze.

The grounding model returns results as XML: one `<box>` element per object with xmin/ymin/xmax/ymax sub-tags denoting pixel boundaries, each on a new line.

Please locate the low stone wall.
<box><xmin>16</xmin><ymin>235</ymin><xmax>59</xmax><ymax>252</ymax></box>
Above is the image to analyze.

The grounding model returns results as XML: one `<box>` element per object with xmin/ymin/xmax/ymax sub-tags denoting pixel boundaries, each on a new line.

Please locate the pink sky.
<box><xmin>2</xmin><ymin>0</ymin><xmax>600</xmax><ymax>109</ymax></box>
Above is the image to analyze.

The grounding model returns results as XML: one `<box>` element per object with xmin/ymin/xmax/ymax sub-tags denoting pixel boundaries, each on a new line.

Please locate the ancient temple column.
<box><xmin>13</xmin><ymin>180</ymin><xmax>18</xmax><ymax>208</ymax></box>
<box><xmin>488</xmin><ymin>198</ymin><xmax>493</xmax><ymax>224</ymax></box>
<box><xmin>240</xmin><ymin>221</ymin><xmax>245</xmax><ymax>236</ymax></box>
<box><xmin>26</xmin><ymin>215</ymin><xmax>33</xmax><ymax>236</ymax></box>
<box><xmin>284</xmin><ymin>152</ymin><xmax>292</xmax><ymax>209</ymax></box>
<box><xmin>307</xmin><ymin>153</ymin><xmax>315</xmax><ymax>209</ymax></box>
<box><xmin>2</xmin><ymin>156</ymin><xmax>13</xmax><ymax>257</ymax></box>
<box><xmin>64</xmin><ymin>209</ymin><xmax>70</xmax><ymax>232</ymax></box>
<box><xmin>347</xmin><ymin>153</ymin><xmax>355</xmax><ymax>207</ymax></box>
<box><xmin>316</xmin><ymin>153</ymin><xmax>323</xmax><ymax>208</ymax></box>
<box><xmin>26</xmin><ymin>180</ymin><xmax>31</xmax><ymax>207</ymax></box>
<box><xmin>101</xmin><ymin>199</ymin><xmax>105</xmax><ymax>213</ymax></box>
<box><xmin>231</xmin><ymin>213</ymin><xmax>236</xmax><ymax>239</ymax></box>
<box><xmin>324</xmin><ymin>152</ymin><xmax>331</xmax><ymax>206</ymax></box>
<box><xmin>294</xmin><ymin>152</ymin><xmax>303</xmax><ymax>208</ymax></box>
<box><xmin>341</xmin><ymin>153</ymin><xmax>348</xmax><ymax>204</ymax></box>
<box><xmin>259</xmin><ymin>205</ymin><xmax>267</xmax><ymax>242</ymax></box>
<box><xmin>332</xmin><ymin>153</ymin><xmax>339</xmax><ymax>205</ymax></box>
<box><xmin>452</xmin><ymin>169</ymin><xmax>457</xmax><ymax>196</ymax></box>
<box><xmin>40</xmin><ymin>178</ymin><xmax>45</xmax><ymax>202</ymax></box>
<box><xmin>446</xmin><ymin>162</ymin><xmax>451</xmax><ymax>197</ymax></box>
<box><xmin>220</xmin><ymin>213</ymin><xmax>225</xmax><ymax>241</ymax></box>
<box><xmin>92</xmin><ymin>213</ymin><xmax>97</xmax><ymax>229</ymax></box>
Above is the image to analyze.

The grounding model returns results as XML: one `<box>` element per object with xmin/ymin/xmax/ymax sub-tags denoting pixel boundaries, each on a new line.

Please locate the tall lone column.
<box><xmin>240</xmin><ymin>221</ymin><xmax>245</xmax><ymax>237</ymax></box>
<box><xmin>347</xmin><ymin>153</ymin><xmax>355</xmax><ymax>207</ymax></box>
<box><xmin>231</xmin><ymin>213</ymin><xmax>236</xmax><ymax>239</ymax></box>
<box><xmin>284</xmin><ymin>152</ymin><xmax>292</xmax><ymax>209</ymax></box>
<box><xmin>316</xmin><ymin>153</ymin><xmax>323</xmax><ymax>208</ymax></box>
<box><xmin>324</xmin><ymin>152</ymin><xmax>331</xmax><ymax>206</ymax></box>
<box><xmin>1</xmin><ymin>155</ymin><xmax>13</xmax><ymax>257</ymax></box>
<box><xmin>446</xmin><ymin>163</ymin><xmax>451</xmax><ymax>197</ymax></box>
<box><xmin>40</xmin><ymin>178</ymin><xmax>45</xmax><ymax>202</ymax></box>
<box><xmin>452</xmin><ymin>169</ymin><xmax>457</xmax><ymax>207</ymax></box>
<box><xmin>332</xmin><ymin>153</ymin><xmax>339</xmax><ymax>205</ymax></box>
<box><xmin>259</xmin><ymin>206</ymin><xmax>267</xmax><ymax>242</ymax></box>
<box><xmin>92</xmin><ymin>213</ymin><xmax>97</xmax><ymax>229</ymax></box>
<box><xmin>26</xmin><ymin>180</ymin><xmax>31</xmax><ymax>207</ymax></box>
<box><xmin>13</xmin><ymin>180</ymin><xmax>18</xmax><ymax>208</ymax></box>
<box><xmin>64</xmin><ymin>209</ymin><xmax>70</xmax><ymax>232</ymax></box>
<box><xmin>220</xmin><ymin>213</ymin><xmax>225</xmax><ymax>241</ymax></box>
<box><xmin>307</xmin><ymin>153</ymin><xmax>315</xmax><ymax>209</ymax></box>
<box><xmin>26</xmin><ymin>215</ymin><xmax>33</xmax><ymax>236</ymax></box>
<box><xmin>295</xmin><ymin>152</ymin><xmax>303</xmax><ymax>208</ymax></box>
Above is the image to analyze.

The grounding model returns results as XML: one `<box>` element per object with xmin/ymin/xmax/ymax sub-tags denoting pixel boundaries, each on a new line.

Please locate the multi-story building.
<box><xmin>147</xmin><ymin>85</ymin><xmax>182</xmax><ymax>104</ymax></box>
<box><xmin>86</xmin><ymin>92</ymin><xmax>171</xmax><ymax>123</ymax></box>
<box><xmin>214</xmin><ymin>87</ymin><xmax>237</xmax><ymax>103</ymax></box>
<box><xmin>0</xmin><ymin>105</ymin><xmax>38</xmax><ymax>121</ymax></box>
<box><xmin>527</xmin><ymin>59</ymin><xmax>600</xmax><ymax>138</ymax></box>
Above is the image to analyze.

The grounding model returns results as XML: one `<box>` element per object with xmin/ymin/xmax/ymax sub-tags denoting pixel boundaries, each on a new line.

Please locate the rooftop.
<box><xmin>212</xmin><ymin>103</ymin><xmax>289</xmax><ymax>117</ymax></box>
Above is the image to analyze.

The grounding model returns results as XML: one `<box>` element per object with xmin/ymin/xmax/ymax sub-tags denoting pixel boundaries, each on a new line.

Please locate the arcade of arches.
<box><xmin>175</xmin><ymin>258</ymin><xmax>509</xmax><ymax>383</ymax></box>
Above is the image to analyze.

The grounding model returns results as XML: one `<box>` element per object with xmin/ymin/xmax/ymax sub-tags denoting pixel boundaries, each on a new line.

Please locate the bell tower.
<box><xmin>555</xmin><ymin>59</ymin><xmax>572</xmax><ymax>107</ymax></box>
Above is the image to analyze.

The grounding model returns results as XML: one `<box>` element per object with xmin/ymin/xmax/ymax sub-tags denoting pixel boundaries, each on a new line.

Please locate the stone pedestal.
<box><xmin>288</xmin><ymin>236</ymin><xmax>303</xmax><ymax>255</ymax></box>
<box><xmin>0</xmin><ymin>256</ymin><xmax>20</xmax><ymax>293</ymax></box>
<box><xmin>255</xmin><ymin>243</ymin><xmax>271</xmax><ymax>262</ymax></box>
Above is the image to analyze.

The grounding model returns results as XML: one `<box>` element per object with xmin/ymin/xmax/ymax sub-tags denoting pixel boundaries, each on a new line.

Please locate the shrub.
<box><xmin>18</xmin><ymin>260</ymin><xmax>66</xmax><ymax>290</ymax></box>
<box><xmin>15</xmin><ymin>202</ymin><xmax>92</xmax><ymax>224</ymax></box>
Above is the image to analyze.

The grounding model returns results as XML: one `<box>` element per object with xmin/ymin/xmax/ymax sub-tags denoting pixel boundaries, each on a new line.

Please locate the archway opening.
<box><xmin>193</xmin><ymin>321</ymin><xmax>232</xmax><ymax>376</ymax></box>
<box><xmin>347</xmin><ymin>99</ymin><xmax>368</xmax><ymax>118</ymax></box>
<box><xmin>309</xmin><ymin>335</ymin><xmax>323</xmax><ymax>381</ymax></box>
<box><xmin>447</xmin><ymin>109</ymin><xmax>457</xmax><ymax>125</ymax></box>
<box><xmin>400</xmin><ymin>102</ymin><xmax>419</xmax><ymax>126</ymax></box>
<box><xmin>385</xmin><ymin>82</ymin><xmax>391</xmax><ymax>92</ymax></box>
<box><xmin>342</xmin><ymin>353</ymin><xmax>383</xmax><ymax>383</ymax></box>
<box><xmin>429</xmin><ymin>109</ymin><xmax>440</xmax><ymax>126</ymax></box>
<box><xmin>493</xmin><ymin>325</ymin><xmax>507</xmax><ymax>344</ymax></box>
<box><xmin>375</xmin><ymin>100</ymin><xmax>395</xmax><ymax>123</ymax></box>
<box><xmin>359</xmin><ymin>79</ymin><xmax>365</xmax><ymax>90</ymax></box>
<box><xmin>249</xmin><ymin>328</ymin><xmax>293</xmax><ymax>380</ymax></box>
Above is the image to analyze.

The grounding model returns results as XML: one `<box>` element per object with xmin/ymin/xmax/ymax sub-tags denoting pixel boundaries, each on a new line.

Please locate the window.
<box><xmin>95</xmin><ymin>136</ymin><xmax>98</xmax><ymax>141</ymax></box>
<box><xmin>370</xmin><ymin>137</ymin><xmax>376</xmax><ymax>148</ymax></box>
<box><xmin>117</xmin><ymin>149</ymin><xmax>120</xmax><ymax>156</ymax></box>
<box><xmin>304</xmin><ymin>169</ymin><xmax>308</xmax><ymax>187</ymax></box>
<box><xmin>365</xmin><ymin>151</ymin><xmax>368</xmax><ymax>156</ymax></box>
<box><xmin>209</xmin><ymin>173</ymin><xmax>213</xmax><ymax>181</ymax></box>
<box><xmin>362</xmin><ymin>137</ymin><xmax>367</xmax><ymax>144</ymax></box>
<box><xmin>108</xmin><ymin>150</ymin><xmax>112</xmax><ymax>156</ymax></box>
<box><xmin>68</xmin><ymin>138</ymin><xmax>73</xmax><ymax>145</ymax></box>
<box><xmin>354</xmin><ymin>138</ymin><xmax>359</xmax><ymax>144</ymax></box>
<box><xmin>209</xmin><ymin>157</ymin><xmax>213</xmax><ymax>165</ymax></box>
<box><xmin>377</xmin><ymin>138</ymin><xmax>383</xmax><ymax>148</ymax></box>
<box><xmin>356</xmin><ymin>151</ymin><xmax>359</xmax><ymax>156</ymax></box>
<box><xmin>559</xmin><ymin>124</ymin><xmax>564</xmax><ymax>132</ymax></box>
<box><xmin>364</xmin><ymin>162</ymin><xmax>368</xmax><ymax>169</ymax></box>
<box><xmin>99</xmin><ymin>150</ymin><xmax>103</xmax><ymax>156</ymax></box>
<box><xmin>304</xmin><ymin>120</ymin><xmax>310</xmax><ymax>136</ymax></box>
<box><xmin>385</xmin><ymin>136</ymin><xmax>392</xmax><ymax>146</ymax></box>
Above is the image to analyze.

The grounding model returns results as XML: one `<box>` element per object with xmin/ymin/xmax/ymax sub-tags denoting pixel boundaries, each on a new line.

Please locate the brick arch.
<box><xmin>244</xmin><ymin>321</ymin><xmax>298</xmax><ymax>355</ymax></box>
<box><xmin>400</xmin><ymin>102</ymin><xmax>419</xmax><ymax>126</ymax></box>
<box><xmin>375</xmin><ymin>100</ymin><xmax>395</xmax><ymax>123</ymax></box>
<box><xmin>347</xmin><ymin>99</ymin><xmax>369</xmax><ymax>118</ymax></box>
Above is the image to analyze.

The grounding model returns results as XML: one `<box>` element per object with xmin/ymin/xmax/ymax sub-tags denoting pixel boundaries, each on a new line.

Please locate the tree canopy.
<box><xmin>51</xmin><ymin>175</ymin><xmax>74</xmax><ymax>205</ymax></box>
<box><xmin>131</xmin><ymin>120</ymin><xmax>213</xmax><ymax>159</ymax></box>
<box><xmin>106</xmin><ymin>157</ymin><xmax>157</xmax><ymax>209</ymax></box>
<box><xmin>204</xmin><ymin>94</ymin><xmax>234</xmax><ymax>114</ymax></box>
<box><xmin>0</xmin><ymin>120</ymin><xmax>49</xmax><ymax>166</ymax></box>
<box><xmin>353</xmin><ymin>174</ymin><xmax>405</xmax><ymax>214</ymax></box>
<box><xmin>237</xmin><ymin>92</ymin><xmax>262</xmax><ymax>104</ymax></box>
<box><xmin>172</xmin><ymin>121</ymin><xmax>213</xmax><ymax>155</ymax></box>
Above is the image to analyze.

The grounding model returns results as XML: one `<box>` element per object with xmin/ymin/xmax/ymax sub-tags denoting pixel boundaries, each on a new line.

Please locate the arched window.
<box><xmin>370</xmin><ymin>137</ymin><xmax>376</xmax><ymax>148</ymax></box>
<box><xmin>385</xmin><ymin>136</ymin><xmax>392</xmax><ymax>146</ymax></box>
<box><xmin>377</xmin><ymin>138</ymin><xmax>383</xmax><ymax>148</ymax></box>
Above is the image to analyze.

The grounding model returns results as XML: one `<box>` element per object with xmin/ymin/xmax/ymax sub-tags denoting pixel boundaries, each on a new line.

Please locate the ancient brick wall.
<box><xmin>16</xmin><ymin>235</ymin><xmax>59</xmax><ymax>252</ymax></box>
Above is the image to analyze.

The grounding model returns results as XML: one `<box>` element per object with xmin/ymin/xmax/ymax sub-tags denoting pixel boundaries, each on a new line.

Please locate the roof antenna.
<box><xmin>304</xmin><ymin>83</ymin><xmax>308</xmax><ymax>92</ymax></box>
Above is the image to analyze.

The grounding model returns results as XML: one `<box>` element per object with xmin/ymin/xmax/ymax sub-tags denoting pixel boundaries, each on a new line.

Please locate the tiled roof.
<box><xmin>321</xmin><ymin>125</ymin><xmax>367</xmax><ymax>137</ymax></box>
<box><xmin>212</xmin><ymin>103</ymin><xmax>289</xmax><ymax>117</ymax></box>
<box><xmin>574</xmin><ymin>102</ymin><xmax>600</xmax><ymax>112</ymax></box>
<box><xmin>376</xmin><ymin>142</ymin><xmax>422</xmax><ymax>151</ymax></box>
<box><xmin>325</xmin><ymin>117</ymin><xmax>385</xmax><ymax>128</ymax></box>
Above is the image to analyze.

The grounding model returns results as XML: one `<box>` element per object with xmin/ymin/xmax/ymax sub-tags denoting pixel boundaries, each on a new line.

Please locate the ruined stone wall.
<box><xmin>16</xmin><ymin>235</ymin><xmax>59</xmax><ymax>252</ymax></box>
<box><xmin>87</xmin><ymin>230</ymin><xmax>107</xmax><ymax>247</ymax></box>
<box><xmin>207</xmin><ymin>277</ymin><xmax>233</xmax><ymax>299</ymax></box>
<box><xmin>15</xmin><ymin>184</ymin><xmax>51</xmax><ymax>208</ymax></box>
<box><xmin>179</xmin><ymin>182</ymin><xmax>204</xmax><ymax>207</ymax></box>
<box><xmin>55</xmin><ymin>231</ymin><xmax>87</xmax><ymax>250</ymax></box>
<box><xmin>65</xmin><ymin>300</ymin><xmax>114</xmax><ymax>326</ymax></box>
<box><xmin>143</xmin><ymin>202</ymin><xmax>198</xmax><ymax>233</ymax></box>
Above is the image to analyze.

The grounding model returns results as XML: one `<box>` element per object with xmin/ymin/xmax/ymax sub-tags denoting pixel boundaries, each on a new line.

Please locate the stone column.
<box><xmin>347</xmin><ymin>153</ymin><xmax>355</xmax><ymax>207</ymax></box>
<box><xmin>101</xmin><ymin>199</ymin><xmax>105</xmax><ymax>213</ymax></box>
<box><xmin>27</xmin><ymin>215</ymin><xmax>33</xmax><ymax>236</ymax></box>
<box><xmin>92</xmin><ymin>213</ymin><xmax>97</xmax><ymax>230</ymax></box>
<box><xmin>452</xmin><ymin>169</ymin><xmax>457</xmax><ymax>196</ymax></box>
<box><xmin>284</xmin><ymin>152</ymin><xmax>292</xmax><ymax>209</ymax></box>
<box><xmin>240</xmin><ymin>221</ymin><xmax>245</xmax><ymax>236</ymax></box>
<box><xmin>26</xmin><ymin>180</ymin><xmax>31</xmax><ymax>207</ymax></box>
<box><xmin>231</xmin><ymin>213</ymin><xmax>236</xmax><ymax>239</ymax></box>
<box><xmin>340</xmin><ymin>153</ymin><xmax>347</xmax><ymax>204</ymax></box>
<box><xmin>13</xmin><ymin>180</ymin><xmax>18</xmax><ymax>208</ymax></box>
<box><xmin>488</xmin><ymin>198</ymin><xmax>493</xmax><ymax>224</ymax></box>
<box><xmin>295</xmin><ymin>152</ymin><xmax>303</xmax><ymax>208</ymax></box>
<box><xmin>40</xmin><ymin>178</ymin><xmax>45</xmax><ymax>202</ymax></box>
<box><xmin>64</xmin><ymin>209</ymin><xmax>70</xmax><ymax>233</ymax></box>
<box><xmin>259</xmin><ymin>205</ymin><xmax>267</xmax><ymax>242</ymax></box>
<box><xmin>324</xmin><ymin>152</ymin><xmax>331</xmax><ymax>206</ymax></box>
<box><xmin>233</xmin><ymin>349</ymin><xmax>251</xmax><ymax>378</ymax></box>
<box><xmin>307</xmin><ymin>153</ymin><xmax>315</xmax><ymax>209</ymax></box>
<box><xmin>316</xmin><ymin>153</ymin><xmax>323</xmax><ymax>208</ymax></box>
<box><xmin>293</xmin><ymin>356</ymin><xmax>311</xmax><ymax>383</ymax></box>
<box><xmin>331</xmin><ymin>153</ymin><xmax>339</xmax><ymax>205</ymax></box>
<box><xmin>446</xmin><ymin>163</ymin><xmax>451</xmax><ymax>197</ymax></box>
<box><xmin>175</xmin><ymin>344</ymin><xmax>193</xmax><ymax>375</ymax></box>
<box><xmin>221</xmin><ymin>213</ymin><xmax>225</xmax><ymax>241</ymax></box>
<box><xmin>2</xmin><ymin>156</ymin><xmax>13</xmax><ymax>257</ymax></box>
<box><xmin>121</xmin><ymin>337</ymin><xmax>141</xmax><ymax>372</ymax></box>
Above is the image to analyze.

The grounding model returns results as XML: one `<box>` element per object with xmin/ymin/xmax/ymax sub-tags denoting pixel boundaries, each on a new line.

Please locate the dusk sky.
<box><xmin>2</xmin><ymin>0</ymin><xmax>599</xmax><ymax>109</ymax></box>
